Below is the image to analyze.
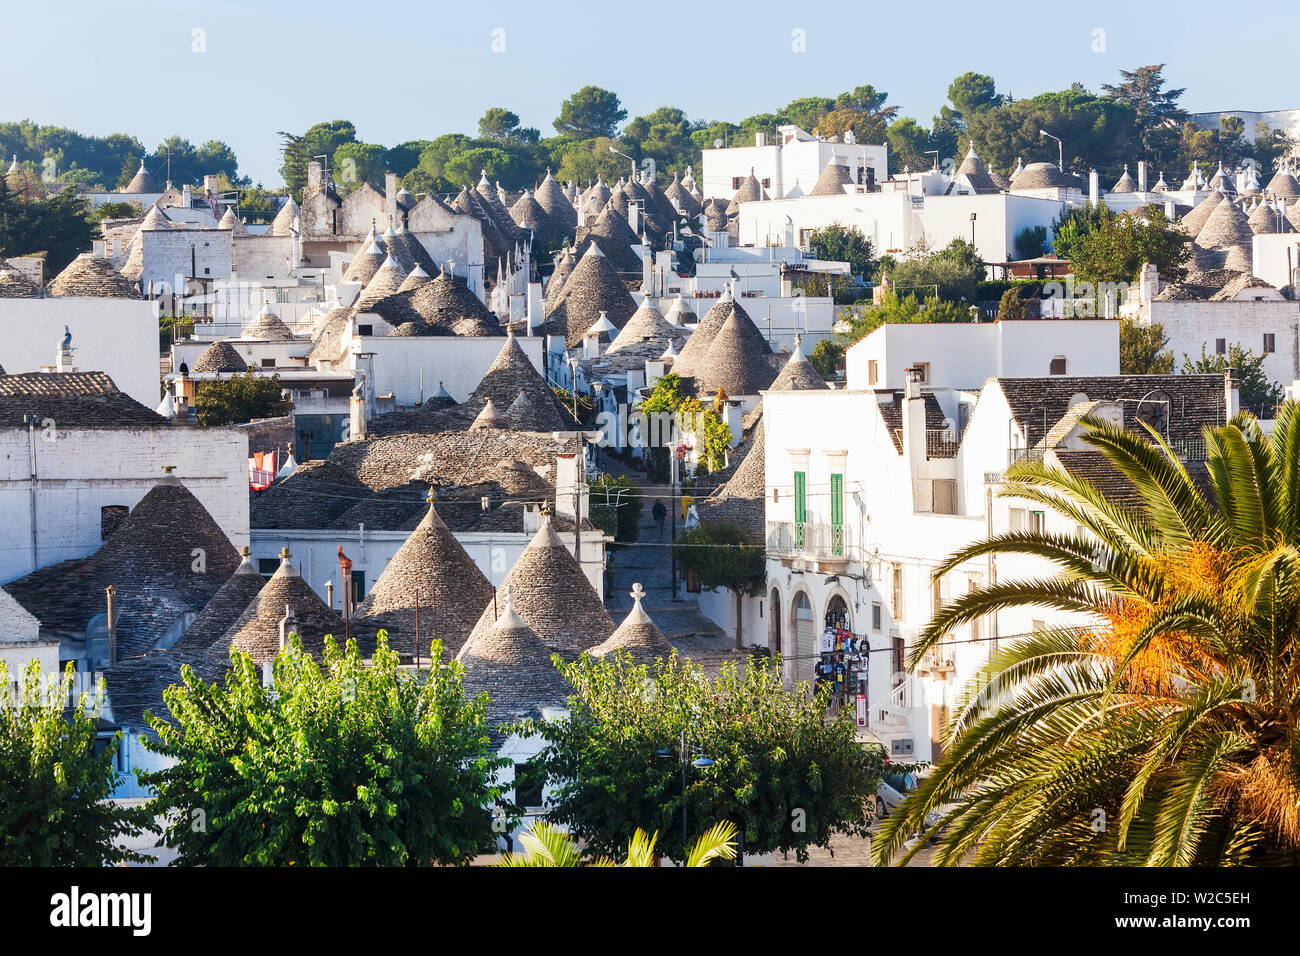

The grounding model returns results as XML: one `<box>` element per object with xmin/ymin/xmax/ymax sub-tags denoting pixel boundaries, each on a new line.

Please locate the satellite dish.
<box><xmin>713</xmin><ymin>139</ymin><xmax>723</xmax><ymax>149</ymax></box>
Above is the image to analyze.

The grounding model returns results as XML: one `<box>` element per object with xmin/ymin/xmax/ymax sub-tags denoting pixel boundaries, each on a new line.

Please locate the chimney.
<box><xmin>526</xmin><ymin>281</ymin><xmax>544</xmax><ymax>332</ymax></box>
<box><xmin>278</xmin><ymin>601</ymin><xmax>297</xmax><ymax>651</ymax></box>
<box><xmin>182</xmin><ymin>183</ymin><xmax>192</xmax><ymax>208</ymax></box>
<box><xmin>105</xmin><ymin>585</ymin><xmax>117</xmax><ymax>666</ymax></box>
<box><xmin>325</xmin><ymin>580</ymin><xmax>334</xmax><ymax>611</ymax></box>
<box><xmin>307</xmin><ymin>162</ymin><xmax>322</xmax><ymax>191</ymax></box>
<box><xmin>1137</xmin><ymin>161</ymin><xmax>1148</xmax><ymax>192</ymax></box>
<box><xmin>628</xmin><ymin>201</ymin><xmax>639</xmax><ymax>235</ymax></box>
<box><xmin>349</xmin><ymin>380</ymin><xmax>367</xmax><ymax>441</ymax></box>
<box><xmin>337</xmin><ymin>546</ymin><xmax>353</xmax><ymax>642</ymax></box>
<box><xmin>554</xmin><ymin>453</ymin><xmax>588</xmax><ymax>524</ymax></box>
<box><xmin>901</xmin><ymin>369</ymin><xmax>928</xmax><ymax>506</ymax></box>
<box><xmin>203</xmin><ymin>173</ymin><xmax>219</xmax><ymax>197</ymax></box>
<box><xmin>385</xmin><ymin>172</ymin><xmax>398</xmax><ymax>225</ymax></box>
<box><xmin>755</xmin><ymin>131</ymin><xmax>766</xmax><ymax>147</ymax></box>
<box><xmin>1089</xmin><ymin>168</ymin><xmax>1099</xmax><ymax>208</ymax></box>
<box><xmin>1225</xmin><ymin>368</ymin><xmax>1240</xmax><ymax>419</ymax></box>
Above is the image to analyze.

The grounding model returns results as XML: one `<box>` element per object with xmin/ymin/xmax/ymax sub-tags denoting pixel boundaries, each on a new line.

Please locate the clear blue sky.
<box><xmin>3</xmin><ymin>0</ymin><xmax>1296</xmax><ymax>186</ymax></box>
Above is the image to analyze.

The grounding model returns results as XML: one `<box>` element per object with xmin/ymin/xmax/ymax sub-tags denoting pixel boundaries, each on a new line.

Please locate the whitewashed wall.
<box><xmin>362</xmin><ymin>334</ymin><xmax>546</xmax><ymax>405</ymax></box>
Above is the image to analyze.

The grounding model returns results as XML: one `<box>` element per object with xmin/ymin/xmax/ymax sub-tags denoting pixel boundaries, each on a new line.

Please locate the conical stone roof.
<box><xmin>544</xmin><ymin>244</ymin><xmax>639</xmax><ymax>347</ymax></box>
<box><xmin>471</xmin><ymin>397</ymin><xmax>505</xmax><ymax>430</ymax></box>
<box><xmin>466</xmin><ymin>331</ymin><xmax>576</xmax><ymax>430</ymax></box>
<box><xmin>1180</xmin><ymin>190</ymin><xmax>1225</xmax><ymax>236</ymax></box>
<box><xmin>695</xmin><ymin>313</ymin><xmax>779</xmax><ymax>397</ymax></box>
<box><xmin>48</xmin><ymin>254</ymin><xmax>139</xmax><ymax>298</ymax></box>
<box><xmin>406</xmin><ymin>267</ymin><xmax>501</xmax><ymax>335</ymax></box>
<box><xmin>955</xmin><ymin>145</ymin><xmax>1000</xmax><ymax>194</ymax></box>
<box><xmin>576</xmin><ymin>203</ymin><xmax>644</xmax><ymax>274</ymax></box>
<box><xmin>1248</xmin><ymin>201</ymin><xmax>1292</xmax><ymax>235</ymax></box>
<box><xmin>726</xmin><ymin>170</ymin><xmax>769</xmax><ymax>214</ymax></box>
<box><xmin>355</xmin><ymin>254</ymin><xmax>409</xmax><ymax>312</ymax></box>
<box><xmin>547</xmin><ymin>246</ymin><xmax>576</xmax><ymax>300</ymax></box>
<box><xmin>192</xmin><ymin>340</ymin><xmax>249</xmax><ymax>373</ymax></box>
<box><xmin>671</xmin><ymin>291</ymin><xmax>766</xmax><ymax>379</ymax></box>
<box><xmin>465</xmin><ymin>515</ymin><xmax>614</xmax><ymax>657</ymax></box>
<box><xmin>810</xmin><ymin>161</ymin><xmax>853</xmax><ymax>197</ymax></box>
<box><xmin>769</xmin><ymin>338</ymin><xmax>829</xmax><ymax>391</ymax></box>
<box><xmin>1196</xmin><ymin>197</ymin><xmax>1254</xmax><ymax>250</ymax></box>
<box><xmin>342</xmin><ymin>238</ymin><xmax>386</xmax><ymax>286</ymax></box>
<box><xmin>663</xmin><ymin>293</ymin><xmax>697</xmax><ymax>327</ymax></box>
<box><xmin>123</xmin><ymin>160</ymin><xmax>161</xmax><ymax>194</ymax></box>
<box><xmin>605</xmin><ymin>298</ymin><xmax>686</xmax><ymax>354</ymax></box>
<box><xmin>218</xmin><ymin>207</ymin><xmax>249</xmax><ymax>236</ymax></box>
<box><xmin>456</xmin><ymin>592</ymin><xmax>570</xmax><ymax>734</ymax></box>
<box><xmin>210</xmin><ymin>549</ymin><xmax>347</xmax><ymax>663</ymax></box>
<box><xmin>0</xmin><ymin>267</ymin><xmax>39</xmax><ymax>298</ymax></box>
<box><xmin>269</xmin><ymin>196</ymin><xmax>299</xmax><ymax>236</ymax></box>
<box><xmin>1110</xmin><ymin>165</ymin><xmax>1137</xmax><ymax>193</ymax></box>
<box><xmin>534</xmin><ymin>169</ymin><xmax>577</xmax><ymax>233</ymax></box>
<box><xmin>241</xmin><ymin>303</ymin><xmax>294</xmax><ymax>340</ymax></box>
<box><xmin>1265</xmin><ymin>166</ymin><xmax>1300</xmax><ymax>200</ymax></box>
<box><xmin>170</xmin><ymin>548</ymin><xmax>267</xmax><ymax>656</ymax></box>
<box><xmin>664</xmin><ymin>172</ymin><xmax>702</xmax><ymax>218</ymax></box>
<box><xmin>353</xmin><ymin>497</ymin><xmax>495</xmax><ymax>659</ymax></box>
<box><xmin>589</xmin><ymin>583</ymin><xmax>675</xmax><ymax>666</ymax></box>
<box><xmin>396</xmin><ymin>264</ymin><xmax>431</xmax><ymax>293</ymax></box>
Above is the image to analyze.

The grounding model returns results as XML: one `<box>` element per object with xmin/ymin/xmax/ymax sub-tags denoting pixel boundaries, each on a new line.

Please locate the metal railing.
<box><xmin>1010</xmin><ymin>435</ymin><xmax>1208</xmax><ymax>467</ymax></box>
<box><xmin>767</xmin><ymin>520</ymin><xmax>851</xmax><ymax>560</ymax></box>
<box><xmin>893</xmin><ymin>428</ymin><xmax>962</xmax><ymax>459</ymax></box>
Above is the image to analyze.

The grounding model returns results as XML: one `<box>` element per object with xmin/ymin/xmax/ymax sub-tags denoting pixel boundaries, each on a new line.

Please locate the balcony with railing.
<box><xmin>892</xmin><ymin>428</ymin><xmax>960</xmax><ymax>459</ymax></box>
<box><xmin>766</xmin><ymin>520</ymin><xmax>853</xmax><ymax>569</ymax></box>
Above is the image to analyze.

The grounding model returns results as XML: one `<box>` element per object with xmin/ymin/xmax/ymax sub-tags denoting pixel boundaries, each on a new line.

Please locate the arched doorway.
<box><xmin>793</xmin><ymin>592</ymin><xmax>815</xmax><ymax>686</ymax></box>
<box><xmin>769</xmin><ymin>589</ymin><xmax>782</xmax><ymax>657</ymax></box>
<box><xmin>825</xmin><ymin>594</ymin><xmax>850</xmax><ymax>632</ymax></box>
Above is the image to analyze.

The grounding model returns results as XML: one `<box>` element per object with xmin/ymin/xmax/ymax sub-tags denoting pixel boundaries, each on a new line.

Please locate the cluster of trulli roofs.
<box><xmin>2</xmin><ymin>132</ymin><xmax>1299</xmax><ymax>822</ymax></box>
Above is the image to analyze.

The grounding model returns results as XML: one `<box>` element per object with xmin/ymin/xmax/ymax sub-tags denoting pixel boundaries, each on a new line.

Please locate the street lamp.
<box><xmin>969</xmin><ymin>211</ymin><xmax>977</xmax><ymax>250</ymax></box>
<box><xmin>1038</xmin><ymin>129</ymin><xmax>1063</xmax><ymax>172</ymax></box>
<box><xmin>609</xmin><ymin>145</ymin><xmax>637</xmax><ymax>181</ymax></box>
<box><xmin>566</xmin><ymin>355</ymin><xmax>580</xmax><ymax>422</ymax></box>
<box><xmin>655</xmin><ymin>729</ymin><xmax>715</xmax><ymax>859</ymax></box>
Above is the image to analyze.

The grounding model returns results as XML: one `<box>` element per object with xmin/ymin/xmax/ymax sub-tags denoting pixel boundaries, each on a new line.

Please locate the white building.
<box><xmin>701</xmin><ymin>125</ymin><xmax>888</xmax><ymax>201</ymax></box>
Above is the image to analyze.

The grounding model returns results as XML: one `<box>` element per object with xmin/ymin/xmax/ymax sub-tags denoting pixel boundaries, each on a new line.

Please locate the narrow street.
<box><xmin>594</xmin><ymin>450</ymin><xmax>729</xmax><ymax>653</ymax></box>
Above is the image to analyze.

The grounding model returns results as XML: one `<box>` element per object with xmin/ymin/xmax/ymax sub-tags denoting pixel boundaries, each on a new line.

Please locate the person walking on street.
<box><xmin>652</xmin><ymin>499</ymin><xmax>667</xmax><ymax>541</ymax></box>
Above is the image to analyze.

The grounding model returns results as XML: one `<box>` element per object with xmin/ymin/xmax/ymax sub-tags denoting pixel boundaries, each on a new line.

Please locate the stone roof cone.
<box><xmin>589</xmin><ymin>582</ymin><xmax>676</xmax><ymax>665</ymax></box>
<box><xmin>455</xmin><ymin>587</ymin><xmax>571</xmax><ymax>736</ymax></box>
<box><xmin>671</xmin><ymin>289</ymin><xmax>768</xmax><ymax>379</ymax></box>
<box><xmin>353</xmin><ymin>492</ymin><xmax>495</xmax><ymax>659</ymax></box>
<box><xmin>770</xmin><ymin>336</ymin><xmax>829</xmax><ymax>391</ymax></box>
<box><xmin>342</xmin><ymin>237</ymin><xmax>386</xmax><ymax>286</ymax></box>
<box><xmin>467</xmin><ymin>330</ymin><xmax>577</xmax><ymax>430</ymax></box>
<box><xmin>696</xmin><ymin>312</ymin><xmax>779</xmax><ymax>397</ymax></box>
<box><xmin>544</xmin><ymin>241</ymin><xmax>639</xmax><ymax>346</ymax></box>
<box><xmin>465</xmin><ymin>514</ymin><xmax>614</xmax><ymax>657</ymax></box>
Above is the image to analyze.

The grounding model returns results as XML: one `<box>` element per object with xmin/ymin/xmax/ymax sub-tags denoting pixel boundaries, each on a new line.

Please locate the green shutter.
<box><xmin>793</xmin><ymin>471</ymin><xmax>806</xmax><ymax>523</ymax></box>
<box><xmin>830</xmin><ymin>473</ymin><xmax>844</xmax><ymax>556</ymax></box>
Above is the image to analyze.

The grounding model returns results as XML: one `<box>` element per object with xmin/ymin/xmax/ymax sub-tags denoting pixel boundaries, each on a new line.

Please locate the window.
<box><xmin>761</xmin><ymin>178</ymin><xmax>771</xmax><ymax>189</ymax></box>
<box><xmin>358</xmin><ymin>324</ymin><xmax>373</xmax><ymax>336</ymax></box>
<box><xmin>1264</xmin><ymin>333</ymin><xmax>1276</xmax><ymax>354</ymax></box>
<box><xmin>793</xmin><ymin>470</ymin><xmax>807</xmax><ymax>541</ymax></box>
<box><xmin>1216</xmin><ymin>338</ymin><xmax>1227</xmax><ymax>355</ymax></box>
<box><xmin>101</xmin><ymin>505</ymin><xmax>129</xmax><ymax>540</ymax></box>
<box><xmin>514</xmin><ymin>761</ymin><xmax>544</xmax><ymax>808</ymax></box>
<box><xmin>891</xmin><ymin>635</ymin><xmax>905</xmax><ymax>686</ymax></box>
<box><xmin>1029</xmin><ymin>510</ymin><xmax>1045</xmax><ymax>533</ymax></box>
<box><xmin>258</xmin><ymin>558</ymin><xmax>279</xmax><ymax>578</ymax></box>
<box><xmin>798</xmin><ymin>227</ymin><xmax>814</xmax><ymax>249</ymax></box>
<box><xmin>1049</xmin><ymin>356</ymin><xmax>1067</xmax><ymax>375</ymax></box>
<box><xmin>260</xmin><ymin>357</ymin><xmax>275</xmax><ymax>368</ymax></box>
<box><xmin>829</xmin><ymin>473</ymin><xmax>844</xmax><ymax>555</ymax></box>
<box><xmin>868</xmin><ymin>360</ymin><xmax>878</xmax><ymax>386</ymax></box>
<box><xmin>351</xmin><ymin>571</ymin><xmax>366</xmax><ymax>604</ymax></box>
<box><xmin>1009</xmin><ymin>507</ymin><xmax>1026</xmax><ymax>532</ymax></box>
<box><xmin>932</xmin><ymin>479</ymin><xmax>957</xmax><ymax>515</ymax></box>
<box><xmin>732</xmin><ymin>176</ymin><xmax>743</xmax><ymax>190</ymax></box>
<box><xmin>872</xmin><ymin>602</ymin><xmax>882</xmax><ymax>631</ymax></box>
<box><xmin>912</xmin><ymin>362</ymin><xmax>930</xmax><ymax>384</ymax></box>
<box><xmin>931</xmin><ymin>575</ymin><xmax>942</xmax><ymax>617</ymax></box>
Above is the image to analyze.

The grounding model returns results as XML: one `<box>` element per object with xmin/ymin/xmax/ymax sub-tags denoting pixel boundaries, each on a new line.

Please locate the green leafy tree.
<box><xmin>622</xmin><ymin>107</ymin><xmax>702</xmax><ymax>179</ymax></box>
<box><xmin>192</xmin><ymin>371</ymin><xmax>289</xmax><ymax>425</ymax></box>
<box><xmin>1120</xmin><ymin>318</ymin><xmax>1174</xmax><ymax>374</ymax></box>
<box><xmin>524</xmin><ymin>651</ymin><xmax>883</xmax><ymax>864</ymax></box>
<box><xmin>875</xmin><ymin>409</ymin><xmax>1300</xmax><ymax>865</ymax></box>
<box><xmin>820</xmin><ymin>289</ymin><xmax>971</xmax><ymax>366</ymax></box>
<box><xmin>278</xmin><ymin>120</ymin><xmax>357</xmax><ymax>196</ymax></box>
<box><xmin>141</xmin><ymin>634</ymin><xmax>507</xmax><ymax>866</ymax></box>
<box><xmin>94</xmin><ymin>200</ymin><xmax>143</xmax><ymax>221</ymax></box>
<box><xmin>887</xmin><ymin>237</ymin><xmax>985</xmax><ymax>303</ymax></box>
<box><xmin>554</xmin><ymin>86</ymin><xmax>627</xmax><ymax>139</ymax></box>
<box><xmin>1181</xmin><ymin>343</ymin><xmax>1282</xmax><ymax>417</ymax></box>
<box><xmin>332</xmin><ymin>142</ymin><xmax>388</xmax><ymax>193</ymax></box>
<box><xmin>478</xmin><ymin>107</ymin><xmax>522</xmax><ymax>144</ymax></box>
<box><xmin>1102</xmin><ymin>64</ymin><xmax>1186</xmax><ymax>161</ymax></box>
<box><xmin>996</xmin><ymin>287</ymin><xmax>1028</xmax><ymax>320</ymax></box>
<box><xmin>0</xmin><ymin>660</ymin><xmax>153</xmax><ymax>865</ymax></box>
<box><xmin>0</xmin><ymin>182</ymin><xmax>97</xmax><ymax>275</ymax></box>
<box><xmin>886</xmin><ymin>117</ymin><xmax>933</xmax><ymax>172</ymax></box>
<box><xmin>963</xmin><ymin>87</ymin><xmax>1138</xmax><ymax>176</ymax></box>
<box><xmin>1014</xmin><ymin>225</ymin><xmax>1048</xmax><ymax>259</ymax></box>
<box><xmin>1051</xmin><ymin>203</ymin><xmax>1189</xmax><ymax>285</ymax></box>
<box><xmin>674</xmin><ymin>519</ymin><xmax>765</xmax><ymax>648</ymax></box>
<box><xmin>946</xmin><ymin>72</ymin><xmax>1002</xmax><ymax>123</ymax></box>
<box><xmin>639</xmin><ymin>372</ymin><xmax>731</xmax><ymax>476</ymax></box>
<box><xmin>806</xmin><ymin>223</ymin><xmax>875</xmax><ymax>278</ymax></box>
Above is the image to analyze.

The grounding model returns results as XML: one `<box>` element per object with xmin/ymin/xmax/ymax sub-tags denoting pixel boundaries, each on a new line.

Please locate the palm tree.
<box><xmin>496</xmin><ymin>820</ymin><xmax>738</xmax><ymax>867</ymax></box>
<box><xmin>874</xmin><ymin>410</ymin><xmax>1300</xmax><ymax>866</ymax></box>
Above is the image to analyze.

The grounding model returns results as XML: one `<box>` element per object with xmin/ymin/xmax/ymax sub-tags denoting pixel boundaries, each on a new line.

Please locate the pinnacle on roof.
<box><xmin>1153</xmin><ymin>171</ymin><xmax>1168</xmax><ymax>191</ymax></box>
<box><xmin>955</xmin><ymin>144</ymin><xmax>1000</xmax><ymax>194</ymax></box>
<box><xmin>123</xmin><ymin>158</ymin><xmax>161</xmax><ymax>194</ymax></box>
<box><xmin>217</xmin><ymin>206</ymin><xmax>248</xmax><ymax>235</ymax></box>
<box><xmin>1181</xmin><ymin>162</ymin><xmax>1202</xmax><ymax>191</ymax></box>
<box><xmin>353</xmin><ymin>492</ymin><xmax>495</xmax><ymax>659</ymax></box>
<box><xmin>465</xmin><ymin>514</ymin><xmax>615</xmax><ymax>657</ymax></box>
<box><xmin>662</xmin><ymin>292</ymin><xmax>697</xmax><ymax>327</ymax></box>
<box><xmin>589</xmin><ymin>583</ymin><xmax>675</xmax><ymax>665</ymax></box>
<box><xmin>1208</xmin><ymin>161</ymin><xmax>1236</xmax><ymax>196</ymax></box>
<box><xmin>364</xmin><ymin>223</ymin><xmax>388</xmax><ymax>255</ymax></box>
<box><xmin>586</xmin><ymin>310</ymin><xmax>619</xmax><ymax>337</ymax></box>
<box><xmin>471</xmin><ymin>397</ymin><xmax>505</xmax><ymax>430</ymax></box>
<box><xmin>809</xmin><ymin>160</ymin><xmax>853</xmax><ymax>197</ymax></box>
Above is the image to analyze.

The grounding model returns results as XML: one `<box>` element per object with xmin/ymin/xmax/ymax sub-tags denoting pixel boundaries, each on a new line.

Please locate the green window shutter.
<box><xmin>793</xmin><ymin>471</ymin><xmax>806</xmax><ymax>523</ymax></box>
<box><xmin>830</xmin><ymin>473</ymin><xmax>843</xmax><ymax>526</ymax></box>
